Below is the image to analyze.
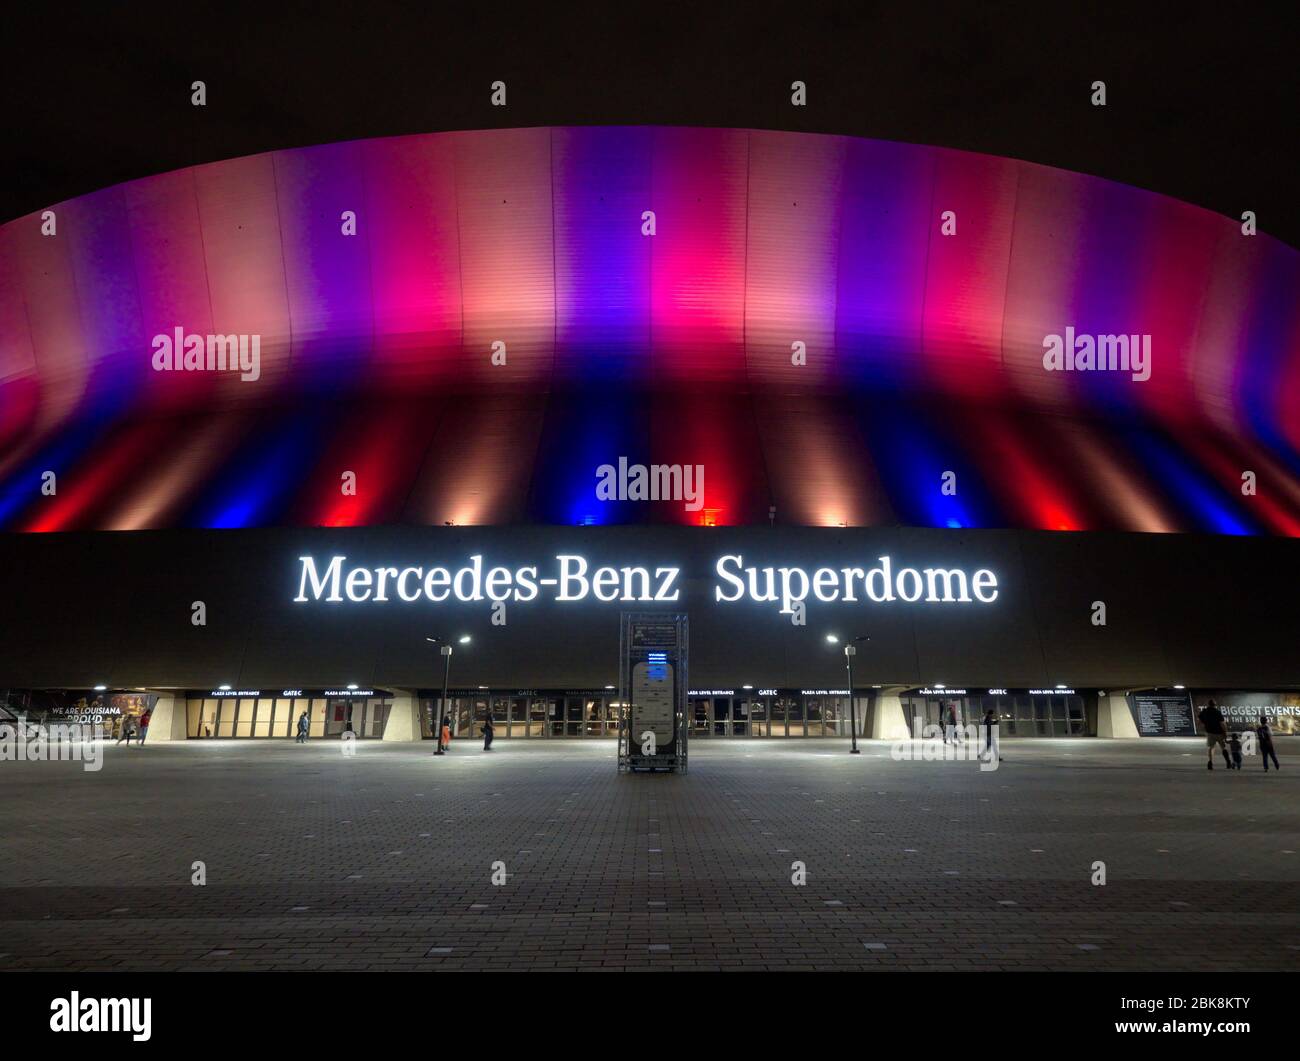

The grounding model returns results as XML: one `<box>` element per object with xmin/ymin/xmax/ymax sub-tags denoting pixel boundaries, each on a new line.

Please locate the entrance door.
<box><xmin>565</xmin><ymin>696</ymin><xmax>583</xmax><ymax>737</ymax></box>
<box><xmin>805</xmin><ymin>696</ymin><xmax>824</xmax><ymax>737</ymax></box>
<box><xmin>505</xmin><ymin>696</ymin><xmax>528</xmax><ymax>737</ymax></box>
<box><xmin>785</xmin><ymin>696</ymin><xmax>805</xmax><ymax>737</ymax></box>
<box><xmin>748</xmin><ymin>697</ymin><xmax>768</xmax><ymax>736</ymax></box>
<box><xmin>769</xmin><ymin>696</ymin><xmax>787</xmax><ymax>737</ymax></box>
<box><xmin>324</xmin><ymin>698</ymin><xmax>355</xmax><ymax>737</ymax></box>
<box><xmin>527</xmin><ymin>698</ymin><xmax>547</xmax><ymax>737</ymax></box>
<box><xmin>691</xmin><ymin>698</ymin><xmax>710</xmax><ymax>737</ymax></box>
<box><xmin>713</xmin><ymin>697</ymin><xmax>731</xmax><ymax>736</ymax></box>
<box><xmin>732</xmin><ymin>698</ymin><xmax>749</xmax><ymax>737</ymax></box>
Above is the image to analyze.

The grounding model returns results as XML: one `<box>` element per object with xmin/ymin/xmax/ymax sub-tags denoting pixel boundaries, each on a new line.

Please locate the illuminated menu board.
<box><xmin>1132</xmin><ymin>692</ymin><xmax>1197</xmax><ymax>736</ymax></box>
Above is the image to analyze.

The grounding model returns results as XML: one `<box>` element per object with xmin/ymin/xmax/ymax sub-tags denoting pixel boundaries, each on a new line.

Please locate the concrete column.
<box><xmin>382</xmin><ymin>690</ymin><xmax>423</xmax><ymax>742</ymax></box>
<box><xmin>1097</xmin><ymin>692</ymin><xmax>1140</xmax><ymax>738</ymax></box>
<box><xmin>144</xmin><ymin>693</ymin><xmax>187</xmax><ymax>742</ymax></box>
<box><xmin>870</xmin><ymin>692</ymin><xmax>912</xmax><ymax>741</ymax></box>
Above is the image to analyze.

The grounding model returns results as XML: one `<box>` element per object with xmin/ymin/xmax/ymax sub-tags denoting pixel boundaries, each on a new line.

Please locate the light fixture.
<box><xmin>477</xmin><ymin>685</ymin><xmax>488</xmax><ymax>690</ymax></box>
<box><xmin>933</xmin><ymin>683</ymin><xmax>945</xmax><ymax>689</ymax></box>
<box><xmin>825</xmin><ymin>634</ymin><xmax>839</xmax><ymax>644</ymax></box>
<box><xmin>1055</xmin><ymin>684</ymin><xmax>1067</xmax><ymax>689</ymax></box>
<box><xmin>346</xmin><ymin>683</ymin><xmax>358</xmax><ymax>691</ymax></box>
<box><xmin>1174</xmin><ymin>684</ymin><xmax>1185</xmax><ymax>689</ymax></box>
<box><xmin>742</xmin><ymin>684</ymin><xmax>753</xmax><ymax>690</ymax></box>
<box><xmin>218</xmin><ymin>684</ymin><xmax>231</xmax><ymax>691</ymax></box>
<box><xmin>604</xmin><ymin>685</ymin><xmax>614</xmax><ymax>690</ymax></box>
<box><xmin>93</xmin><ymin>684</ymin><xmax>107</xmax><ymax>691</ymax></box>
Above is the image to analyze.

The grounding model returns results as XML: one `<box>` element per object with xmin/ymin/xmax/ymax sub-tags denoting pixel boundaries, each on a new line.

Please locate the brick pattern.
<box><xmin>1</xmin><ymin>738</ymin><xmax>1296</xmax><ymax>971</ymax></box>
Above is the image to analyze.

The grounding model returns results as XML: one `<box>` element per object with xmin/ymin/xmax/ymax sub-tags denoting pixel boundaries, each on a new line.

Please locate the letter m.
<box><xmin>1097</xmin><ymin>334</ymin><xmax>1128</xmax><ymax>372</ymax></box>
<box><xmin>295</xmin><ymin>556</ymin><xmax>345</xmax><ymax>602</ymax></box>
<box><xmin>653</xmin><ymin>464</ymin><xmax>682</xmax><ymax>500</ymax></box>
<box><xmin>207</xmin><ymin>334</ymin><xmax>239</xmax><ymax>371</ymax></box>
<box><xmin>923</xmin><ymin>567</ymin><xmax>970</xmax><ymax>602</ymax></box>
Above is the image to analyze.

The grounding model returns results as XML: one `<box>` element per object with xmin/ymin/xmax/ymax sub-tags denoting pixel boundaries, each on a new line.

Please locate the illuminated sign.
<box><xmin>293</xmin><ymin>554</ymin><xmax>1000</xmax><ymax>613</ymax></box>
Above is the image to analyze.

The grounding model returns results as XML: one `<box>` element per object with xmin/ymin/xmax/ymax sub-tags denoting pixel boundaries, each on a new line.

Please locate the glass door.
<box><xmin>565</xmin><ymin>696</ymin><xmax>583</xmax><ymax>737</ymax></box>
<box><xmin>732</xmin><ymin>698</ymin><xmax>750</xmax><ymax>737</ymax></box>
<box><xmin>749</xmin><ymin>697</ymin><xmax>768</xmax><ymax>736</ymax></box>
<box><xmin>805</xmin><ymin>696</ymin><xmax>824</xmax><ymax>737</ymax></box>
<box><xmin>691</xmin><ymin>698</ymin><xmax>710</xmax><ymax>737</ymax></box>
<box><xmin>786</xmin><ymin>696</ymin><xmax>805</xmax><ymax>737</ymax></box>
<box><xmin>489</xmin><ymin>696</ymin><xmax>509</xmax><ymax>737</ymax></box>
<box><xmin>713</xmin><ymin>696</ymin><xmax>731</xmax><ymax>736</ymax></box>
<box><xmin>769</xmin><ymin>696</ymin><xmax>788</xmax><ymax>737</ymax></box>
<box><xmin>527</xmin><ymin>698</ymin><xmax>548</xmax><ymax>737</ymax></box>
<box><xmin>581</xmin><ymin>698</ymin><xmax>601</xmax><ymax>737</ymax></box>
<box><xmin>505</xmin><ymin>696</ymin><xmax>528</xmax><ymax>738</ymax></box>
<box><xmin>324</xmin><ymin>698</ymin><xmax>355</xmax><ymax>737</ymax></box>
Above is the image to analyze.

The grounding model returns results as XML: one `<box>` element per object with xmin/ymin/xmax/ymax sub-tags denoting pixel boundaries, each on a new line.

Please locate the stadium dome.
<box><xmin>1</xmin><ymin>126</ymin><xmax>1297</xmax><ymax>534</ymax></box>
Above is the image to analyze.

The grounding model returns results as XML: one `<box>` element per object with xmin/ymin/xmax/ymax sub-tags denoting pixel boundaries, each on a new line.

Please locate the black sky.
<box><xmin>2</xmin><ymin>1</ymin><xmax>1296</xmax><ymax>246</ymax></box>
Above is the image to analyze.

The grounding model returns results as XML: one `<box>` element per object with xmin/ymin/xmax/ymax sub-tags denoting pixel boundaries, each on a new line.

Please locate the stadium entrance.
<box><xmin>901</xmin><ymin>688</ymin><xmax>1093</xmax><ymax>737</ymax></box>
<box><xmin>416</xmin><ymin>688</ymin><xmax>858</xmax><ymax>739</ymax></box>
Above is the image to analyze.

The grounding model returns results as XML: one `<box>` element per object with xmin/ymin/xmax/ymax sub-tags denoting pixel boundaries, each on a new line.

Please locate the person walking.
<box><xmin>1198</xmin><ymin>698</ymin><xmax>1231</xmax><ymax>770</ymax></box>
<box><xmin>116</xmin><ymin>716</ymin><xmax>137</xmax><ymax>746</ymax></box>
<box><xmin>440</xmin><ymin>714</ymin><xmax>452</xmax><ymax>752</ymax></box>
<box><xmin>482</xmin><ymin>714</ymin><xmax>495</xmax><ymax>751</ymax></box>
<box><xmin>136</xmin><ymin>707</ymin><xmax>152</xmax><ymax>746</ymax></box>
<box><xmin>981</xmin><ymin>706</ymin><xmax>1000</xmax><ymax>762</ymax></box>
<box><xmin>946</xmin><ymin>703</ymin><xmax>961</xmax><ymax>745</ymax></box>
<box><xmin>1257</xmin><ymin>715</ymin><xmax>1281</xmax><ymax>772</ymax></box>
<box><xmin>296</xmin><ymin>710</ymin><xmax>310</xmax><ymax>744</ymax></box>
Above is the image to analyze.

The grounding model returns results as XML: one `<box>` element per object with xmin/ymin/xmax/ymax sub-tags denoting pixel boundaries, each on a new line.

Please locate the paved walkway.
<box><xmin>1</xmin><ymin>738</ymin><xmax>1296</xmax><ymax>970</ymax></box>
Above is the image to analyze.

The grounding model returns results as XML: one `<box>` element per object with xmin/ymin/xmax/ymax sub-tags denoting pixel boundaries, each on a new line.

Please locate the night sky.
<box><xmin>1</xmin><ymin>2</ymin><xmax>1296</xmax><ymax>247</ymax></box>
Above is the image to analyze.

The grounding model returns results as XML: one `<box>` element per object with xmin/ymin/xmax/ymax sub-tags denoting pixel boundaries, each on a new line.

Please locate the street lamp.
<box><xmin>835</xmin><ymin>634</ymin><xmax>869</xmax><ymax>754</ymax></box>
<box><xmin>426</xmin><ymin>636</ymin><xmax>468</xmax><ymax>756</ymax></box>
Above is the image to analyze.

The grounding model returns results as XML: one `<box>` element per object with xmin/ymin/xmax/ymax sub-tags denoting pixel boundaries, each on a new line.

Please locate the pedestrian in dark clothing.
<box><xmin>296</xmin><ymin>711</ymin><xmax>310</xmax><ymax>743</ymax></box>
<box><xmin>944</xmin><ymin>703</ymin><xmax>960</xmax><ymax>744</ymax></box>
<box><xmin>482</xmin><ymin>715</ymin><xmax>495</xmax><ymax>751</ymax></box>
<box><xmin>1228</xmin><ymin>732</ymin><xmax>1244</xmax><ymax>769</ymax></box>
<box><xmin>137</xmin><ymin>708</ymin><xmax>151</xmax><ymax>745</ymax></box>
<box><xmin>1257</xmin><ymin>716</ymin><xmax>1281</xmax><ymax>772</ymax></box>
<box><xmin>982</xmin><ymin>707</ymin><xmax>1000</xmax><ymax>761</ymax></box>
<box><xmin>1198</xmin><ymin>699</ymin><xmax>1231</xmax><ymax>770</ymax></box>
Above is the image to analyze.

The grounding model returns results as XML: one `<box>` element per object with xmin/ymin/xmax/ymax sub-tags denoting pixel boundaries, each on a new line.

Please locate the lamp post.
<box><xmin>426</xmin><ymin>636</ymin><xmax>470</xmax><ymax>756</ymax></box>
<box><xmin>832</xmin><ymin>634</ymin><xmax>868</xmax><ymax>754</ymax></box>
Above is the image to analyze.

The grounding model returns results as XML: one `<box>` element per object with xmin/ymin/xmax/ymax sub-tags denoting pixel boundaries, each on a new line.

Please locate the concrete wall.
<box><xmin>143</xmin><ymin>693</ymin><xmax>187</xmax><ymax>742</ymax></box>
<box><xmin>382</xmin><ymin>691</ymin><xmax>422</xmax><ymax>742</ymax></box>
<box><xmin>1097</xmin><ymin>692</ymin><xmax>1141</xmax><ymax>738</ymax></box>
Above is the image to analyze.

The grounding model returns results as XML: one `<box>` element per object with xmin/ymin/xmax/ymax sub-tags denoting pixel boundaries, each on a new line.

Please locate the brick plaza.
<box><xmin>2</xmin><ymin>738</ymin><xmax>1296</xmax><ymax>971</ymax></box>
